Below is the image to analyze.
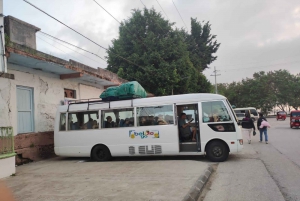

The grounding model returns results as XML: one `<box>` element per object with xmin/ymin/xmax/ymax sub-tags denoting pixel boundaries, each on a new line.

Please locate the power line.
<box><xmin>23</xmin><ymin>0</ymin><xmax>148</xmax><ymax>72</ymax></box>
<box><xmin>92</xmin><ymin>0</ymin><xmax>122</xmax><ymax>25</ymax></box>
<box><xmin>37</xmin><ymin>35</ymin><xmax>84</xmax><ymax>63</ymax></box>
<box><xmin>92</xmin><ymin>0</ymin><xmax>149</xmax><ymax>49</ymax></box>
<box><xmin>39</xmin><ymin>31</ymin><xmax>106</xmax><ymax>62</ymax></box>
<box><xmin>92</xmin><ymin>0</ymin><xmax>175</xmax><ymax>72</ymax></box>
<box><xmin>38</xmin><ymin>32</ymin><xmax>106</xmax><ymax>67</ymax></box>
<box><xmin>156</xmin><ymin>0</ymin><xmax>170</xmax><ymax>21</ymax></box>
<box><xmin>171</xmin><ymin>0</ymin><xmax>188</xmax><ymax>31</ymax></box>
<box><xmin>139</xmin><ymin>0</ymin><xmax>166</xmax><ymax>33</ymax></box>
<box><xmin>140</xmin><ymin>0</ymin><xmax>146</xmax><ymax>8</ymax></box>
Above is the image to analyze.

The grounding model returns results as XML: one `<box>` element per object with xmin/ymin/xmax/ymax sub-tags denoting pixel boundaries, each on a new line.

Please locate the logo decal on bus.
<box><xmin>129</xmin><ymin>130</ymin><xmax>160</xmax><ymax>139</ymax></box>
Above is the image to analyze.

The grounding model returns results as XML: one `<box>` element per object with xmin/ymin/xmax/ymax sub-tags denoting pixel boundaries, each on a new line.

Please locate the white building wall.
<box><xmin>0</xmin><ymin>156</ymin><xmax>15</xmax><ymax>179</ymax></box>
<box><xmin>79</xmin><ymin>83</ymin><xmax>103</xmax><ymax>100</ymax></box>
<box><xmin>0</xmin><ymin>63</ymin><xmax>105</xmax><ymax>135</ymax></box>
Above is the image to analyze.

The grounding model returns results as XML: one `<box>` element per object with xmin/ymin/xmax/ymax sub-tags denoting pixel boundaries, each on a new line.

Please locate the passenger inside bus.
<box><xmin>211</xmin><ymin>109</ymin><xmax>220</xmax><ymax>122</ymax></box>
<box><xmin>178</xmin><ymin>113</ymin><xmax>196</xmax><ymax>142</ymax></box>
<box><xmin>157</xmin><ymin>115</ymin><xmax>168</xmax><ymax>125</ymax></box>
<box><xmin>92</xmin><ymin>120</ymin><xmax>98</xmax><ymax>129</ymax></box>
<box><xmin>120</xmin><ymin>118</ymin><xmax>130</xmax><ymax>127</ymax></box>
<box><xmin>105</xmin><ymin>116</ymin><xmax>114</xmax><ymax>128</ymax></box>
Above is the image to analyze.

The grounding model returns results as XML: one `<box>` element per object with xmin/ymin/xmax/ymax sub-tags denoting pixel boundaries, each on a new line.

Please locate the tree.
<box><xmin>270</xmin><ymin>70</ymin><xmax>295</xmax><ymax>111</ymax></box>
<box><xmin>185</xmin><ymin>18</ymin><xmax>220</xmax><ymax>71</ymax></box>
<box><xmin>288</xmin><ymin>75</ymin><xmax>300</xmax><ymax>110</ymax></box>
<box><xmin>106</xmin><ymin>8</ymin><xmax>215</xmax><ymax>95</ymax></box>
<box><xmin>219</xmin><ymin>70</ymin><xmax>300</xmax><ymax>115</ymax></box>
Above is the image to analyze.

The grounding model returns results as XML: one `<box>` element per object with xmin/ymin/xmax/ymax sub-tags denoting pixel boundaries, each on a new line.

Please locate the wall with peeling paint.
<box><xmin>0</xmin><ymin>63</ymin><xmax>105</xmax><ymax>134</ymax></box>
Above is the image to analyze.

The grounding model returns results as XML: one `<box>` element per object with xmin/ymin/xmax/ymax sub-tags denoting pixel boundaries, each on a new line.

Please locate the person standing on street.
<box><xmin>241</xmin><ymin>113</ymin><xmax>256</xmax><ymax>144</ymax></box>
<box><xmin>257</xmin><ymin>113</ymin><xmax>268</xmax><ymax>144</ymax></box>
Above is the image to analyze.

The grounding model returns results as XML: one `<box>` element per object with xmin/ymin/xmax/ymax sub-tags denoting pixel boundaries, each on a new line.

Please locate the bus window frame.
<box><xmin>100</xmin><ymin>107</ymin><xmax>135</xmax><ymax>129</ymax></box>
<box><xmin>226</xmin><ymin>99</ymin><xmax>238</xmax><ymax>123</ymax></box>
<box><xmin>59</xmin><ymin>113</ymin><xmax>67</xmax><ymax>131</ymax></box>
<box><xmin>66</xmin><ymin>110</ymin><xmax>100</xmax><ymax>132</ymax></box>
<box><xmin>136</xmin><ymin>104</ymin><xmax>175</xmax><ymax>127</ymax></box>
<box><xmin>201</xmin><ymin>100</ymin><xmax>235</xmax><ymax>124</ymax></box>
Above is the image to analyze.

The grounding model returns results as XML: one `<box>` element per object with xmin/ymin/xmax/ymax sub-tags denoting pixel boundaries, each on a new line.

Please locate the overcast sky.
<box><xmin>4</xmin><ymin>0</ymin><xmax>300</xmax><ymax>83</ymax></box>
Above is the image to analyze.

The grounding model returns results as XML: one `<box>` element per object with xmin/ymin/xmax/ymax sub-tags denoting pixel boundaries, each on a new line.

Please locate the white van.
<box><xmin>234</xmin><ymin>107</ymin><xmax>258</xmax><ymax>121</ymax></box>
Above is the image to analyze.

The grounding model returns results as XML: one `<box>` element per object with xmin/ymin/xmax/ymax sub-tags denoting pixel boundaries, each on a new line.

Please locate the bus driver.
<box><xmin>178</xmin><ymin>113</ymin><xmax>196</xmax><ymax>142</ymax></box>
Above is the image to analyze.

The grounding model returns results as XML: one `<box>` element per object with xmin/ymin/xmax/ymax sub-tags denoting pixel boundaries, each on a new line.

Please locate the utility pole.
<box><xmin>210</xmin><ymin>66</ymin><xmax>221</xmax><ymax>94</ymax></box>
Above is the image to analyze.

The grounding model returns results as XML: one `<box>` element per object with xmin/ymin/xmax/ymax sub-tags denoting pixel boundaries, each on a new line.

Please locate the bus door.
<box><xmin>176</xmin><ymin>103</ymin><xmax>201</xmax><ymax>152</ymax></box>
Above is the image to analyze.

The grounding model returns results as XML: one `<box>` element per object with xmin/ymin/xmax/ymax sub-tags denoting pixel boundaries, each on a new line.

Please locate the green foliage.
<box><xmin>185</xmin><ymin>18</ymin><xmax>220</xmax><ymax>71</ymax></box>
<box><xmin>219</xmin><ymin>70</ymin><xmax>300</xmax><ymax>114</ymax></box>
<box><xmin>106</xmin><ymin>8</ymin><xmax>217</xmax><ymax>96</ymax></box>
<box><xmin>5</xmin><ymin>33</ymin><xmax>11</xmax><ymax>46</ymax></box>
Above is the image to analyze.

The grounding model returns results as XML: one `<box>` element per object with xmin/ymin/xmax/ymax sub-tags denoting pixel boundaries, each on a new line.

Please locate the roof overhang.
<box><xmin>5</xmin><ymin>42</ymin><xmax>127</xmax><ymax>87</ymax></box>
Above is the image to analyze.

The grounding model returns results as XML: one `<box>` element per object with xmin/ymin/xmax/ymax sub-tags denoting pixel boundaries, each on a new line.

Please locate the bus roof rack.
<box><xmin>66</xmin><ymin>97</ymin><xmax>141</xmax><ymax>112</ymax></box>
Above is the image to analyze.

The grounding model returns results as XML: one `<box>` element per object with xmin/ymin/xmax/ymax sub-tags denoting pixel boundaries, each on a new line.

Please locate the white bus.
<box><xmin>233</xmin><ymin>107</ymin><xmax>259</xmax><ymax>121</ymax></box>
<box><xmin>54</xmin><ymin>93</ymin><xmax>243</xmax><ymax>162</ymax></box>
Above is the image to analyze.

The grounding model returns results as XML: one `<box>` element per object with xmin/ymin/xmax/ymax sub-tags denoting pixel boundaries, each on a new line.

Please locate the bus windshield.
<box><xmin>291</xmin><ymin>112</ymin><xmax>300</xmax><ymax>117</ymax></box>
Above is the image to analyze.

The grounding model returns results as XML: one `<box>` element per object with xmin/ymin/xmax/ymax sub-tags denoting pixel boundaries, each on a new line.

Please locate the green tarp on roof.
<box><xmin>100</xmin><ymin>81</ymin><xmax>147</xmax><ymax>101</ymax></box>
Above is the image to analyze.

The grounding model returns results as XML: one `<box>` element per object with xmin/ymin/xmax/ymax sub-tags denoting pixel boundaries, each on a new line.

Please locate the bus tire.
<box><xmin>92</xmin><ymin>145</ymin><xmax>112</xmax><ymax>161</ymax></box>
<box><xmin>206</xmin><ymin>141</ymin><xmax>229</xmax><ymax>162</ymax></box>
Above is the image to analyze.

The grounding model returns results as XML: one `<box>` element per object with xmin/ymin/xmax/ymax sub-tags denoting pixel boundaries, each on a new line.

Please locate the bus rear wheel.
<box><xmin>92</xmin><ymin>145</ymin><xmax>112</xmax><ymax>161</ymax></box>
<box><xmin>206</xmin><ymin>141</ymin><xmax>229</xmax><ymax>162</ymax></box>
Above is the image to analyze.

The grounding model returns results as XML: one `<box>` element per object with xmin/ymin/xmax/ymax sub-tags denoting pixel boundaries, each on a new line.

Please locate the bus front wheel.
<box><xmin>206</xmin><ymin>141</ymin><xmax>229</xmax><ymax>162</ymax></box>
<box><xmin>92</xmin><ymin>145</ymin><xmax>112</xmax><ymax>161</ymax></box>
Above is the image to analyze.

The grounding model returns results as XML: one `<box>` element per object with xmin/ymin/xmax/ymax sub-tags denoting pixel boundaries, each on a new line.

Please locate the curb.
<box><xmin>182</xmin><ymin>165</ymin><xmax>213</xmax><ymax>201</ymax></box>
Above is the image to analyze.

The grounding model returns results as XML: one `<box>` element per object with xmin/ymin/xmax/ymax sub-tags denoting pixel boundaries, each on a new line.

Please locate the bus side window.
<box><xmin>137</xmin><ymin>105</ymin><xmax>173</xmax><ymax>126</ymax></box>
<box><xmin>68</xmin><ymin>111</ymin><xmax>99</xmax><ymax>130</ymax></box>
<box><xmin>101</xmin><ymin>108</ymin><xmax>134</xmax><ymax>128</ymax></box>
<box><xmin>202</xmin><ymin>101</ymin><xmax>232</xmax><ymax>123</ymax></box>
<box><xmin>59</xmin><ymin>113</ymin><xmax>66</xmax><ymax>131</ymax></box>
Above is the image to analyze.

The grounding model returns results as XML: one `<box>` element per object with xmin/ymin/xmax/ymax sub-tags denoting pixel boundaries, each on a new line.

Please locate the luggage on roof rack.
<box><xmin>118</xmin><ymin>81</ymin><xmax>147</xmax><ymax>100</ymax></box>
<box><xmin>99</xmin><ymin>81</ymin><xmax>147</xmax><ymax>101</ymax></box>
<box><xmin>99</xmin><ymin>86</ymin><xmax>119</xmax><ymax>101</ymax></box>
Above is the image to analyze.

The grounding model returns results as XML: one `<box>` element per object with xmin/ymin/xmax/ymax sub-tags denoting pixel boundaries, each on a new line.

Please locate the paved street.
<box><xmin>4</xmin><ymin>156</ymin><xmax>210</xmax><ymax>201</ymax></box>
<box><xmin>3</xmin><ymin>117</ymin><xmax>300</xmax><ymax>201</ymax></box>
<box><xmin>202</xmin><ymin>117</ymin><xmax>300</xmax><ymax>201</ymax></box>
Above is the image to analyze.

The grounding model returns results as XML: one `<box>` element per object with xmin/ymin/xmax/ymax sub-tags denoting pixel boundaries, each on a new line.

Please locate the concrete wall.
<box><xmin>14</xmin><ymin>131</ymin><xmax>54</xmax><ymax>165</ymax></box>
<box><xmin>0</xmin><ymin>63</ymin><xmax>105</xmax><ymax>163</ymax></box>
<box><xmin>0</xmin><ymin>156</ymin><xmax>15</xmax><ymax>179</ymax></box>
<box><xmin>4</xmin><ymin>16</ymin><xmax>40</xmax><ymax>50</ymax></box>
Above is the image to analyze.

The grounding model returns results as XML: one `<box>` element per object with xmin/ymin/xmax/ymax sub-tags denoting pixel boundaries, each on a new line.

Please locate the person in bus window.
<box><xmin>140</xmin><ymin>117</ymin><xmax>147</xmax><ymax>126</ymax></box>
<box><xmin>105</xmin><ymin>116</ymin><xmax>114</xmax><ymax>128</ymax></box>
<box><xmin>85</xmin><ymin>118</ymin><xmax>94</xmax><ymax>129</ymax></box>
<box><xmin>157</xmin><ymin>115</ymin><xmax>168</xmax><ymax>125</ymax></box>
<box><xmin>178</xmin><ymin>113</ymin><xmax>196</xmax><ymax>141</ymax></box>
<box><xmin>212</xmin><ymin>109</ymin><xmax>220</xmax><ymax>122</ymax></box>
<box><xmin>92</xmin><ymin>120</ymin><xmax>98</xmax><ymax>129</ymax></box>
<box><xmin>124</xmin><ymin>118</ymin><xmax>134</xmax><ymax>127</ymax></box>
<box><xmin>148</xmin><ymin>116</ymin><xmax>155</xmax><ymax>125</ymax></box>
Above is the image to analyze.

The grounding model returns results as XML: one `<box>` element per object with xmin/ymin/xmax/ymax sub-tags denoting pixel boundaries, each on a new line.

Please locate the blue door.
<box><xmin>17</xmin><ymin>86</ymin><xmax>34</xmax><ymax>133</ymax></box>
